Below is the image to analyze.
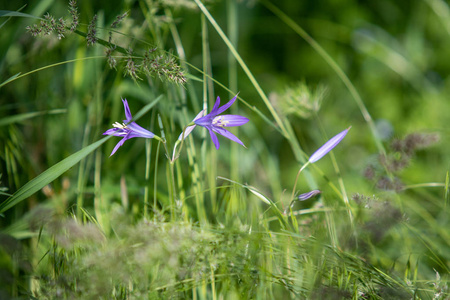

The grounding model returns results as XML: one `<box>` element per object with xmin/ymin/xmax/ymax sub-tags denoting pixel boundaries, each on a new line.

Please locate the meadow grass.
<box><xmin>1</xmin><ymin>0</ymin><xmax>449</xmax><ymax>299</ymax></box>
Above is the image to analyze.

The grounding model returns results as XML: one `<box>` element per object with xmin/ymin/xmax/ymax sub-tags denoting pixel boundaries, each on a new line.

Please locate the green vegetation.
<box><xmin>1</xmin><ymin>0</ymin><xmax>449</xmax><ymax>298</ymax></box>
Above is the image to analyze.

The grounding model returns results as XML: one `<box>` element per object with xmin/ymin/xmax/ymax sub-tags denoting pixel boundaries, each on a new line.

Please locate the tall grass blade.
<box><xmin>0</xmin><ymin>109</ymin><xmax>66</xmax><ymax>127</ymax></box>
<box><xmin>0</xmin><ymin>10</ymin><xmax>40</xmax><ymax>19</ymax></box>
<box><xmin>193</xmin><ymin>0</ymin><xmax>289</xmax><ymax>139</ymax></box>
<box><xmin>0</xmin><ymin>136</ymin><xmax>111</xmax><ymax>213</ymax></box>
<box><xmin>0</xmin><ymin>57</ymin><xmax>103</xmax><ymax>88</ymax></box>
<box><xmin>0</xmin><ymin>6</ymin><xmax>36</xmax><ymax>30</ymax></box>
<box><xmin>0</xmin><ymin>72</ymin><xmax>21</xmax><ymax>87</ymax></box>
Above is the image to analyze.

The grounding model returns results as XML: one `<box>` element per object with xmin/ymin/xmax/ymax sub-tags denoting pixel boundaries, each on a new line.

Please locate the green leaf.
<box><xmin>0</xmin><ymin>5</ymin><xmax>33</xmax><ymax>30</ymax></box>
<box><xmin>184</xmin><ymin>73</ymin><xmax>202</xmax><ymax>82</ymax></box>
<box><xmin>0</xmin><ymin>95</ymin><xmax>163</xmax><ymax>213</ymax></box>
<box><xmin>0</xmin><ymin>73</ymin><xmax>21</xmax><ymax>88</ymax></box>
<box><xmin>0</xmin><ymin>109</ymin><xmax>66</xmax><ymax>127</ymax></box>
<box><xmin>0</xmin><ymin>10</ymin><xmax>40</xmax><ymax>19</ymax></box>
<box><xmin>133</xmin><ymin>94</ymin><xmax>163</xmax><ymax>121</ymax></box>
<box><xmin>0</xmin><ymin>136</ymin><xmax>111</xmax><ymax>213</ymax></box>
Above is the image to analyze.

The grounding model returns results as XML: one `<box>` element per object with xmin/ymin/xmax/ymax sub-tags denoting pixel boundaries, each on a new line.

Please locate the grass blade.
<box><xmin>0</xmin><ymin>10</ymin><xmax>40</xmax><ymax>19</ymax></box>
<box><xmin>0</xmin><ymin>136</ymin><xmax>111</xmax><ymax>213</ymax></box>
<box><xmin>0</xmin><ymin>109</ymin><xmax>66</xmax><ymax>127</ymax></box>
<box><xmin>0</xmin><ymin>5</ymin><xmax>36</xmax><ymax>30</ymax></box>
<box><xmin>193</xmin><ymin>0</ymin><xmax>289</xmax><ymax>139</ymax></box>
<box><xmin>0</xmin><ymin>57</ymin><xmax>103</xmax><ymax>89</ymax></box>
<box><xmin>0</xmin><ymin>72</ymin><xmax>21</xmax><ymax>87</ymax></box>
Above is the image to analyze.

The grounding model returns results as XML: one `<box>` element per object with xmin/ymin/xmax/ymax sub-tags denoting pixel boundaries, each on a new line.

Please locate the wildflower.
<box><xmin>178</xmin><ymin>109</ymin><xmax>205</xmax><ymax>141</ymax></box>
<box><xmin>298</xmin><ymin>189</ymin><xmax>321</xmax><ymax>201</ymax></box>
<box><xmin>290</xmin><ymin>127</ymin><xmax>350</xmax><ymax>202</ymax></box>
<box><xmin>103</xmin><ymin>99</ymin><xmax>156</xmax><ymax>156</ymax></box>
<box><xmin>309</xmin><ymin>127</ymin><xmax>351</xmax><ymax>163</ymax></box>
<box><xmin>183</xmin><ymin>94</ymin><xmax>249</xmax><ymax>149</ymax></box>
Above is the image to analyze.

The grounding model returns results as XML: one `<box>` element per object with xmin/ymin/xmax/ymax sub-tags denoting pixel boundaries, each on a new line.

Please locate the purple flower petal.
<box><xmin>298</xmin><ymin>190</ymin><xmax>321</xmax><ymax>201</ymax></box>
<box><xmin>213</xmin><ymin>127</ymin><xmax>246</xmax><ymax>148</ymax></box>
<box><xmin>215</xmin><ymin>115</ymin><xmax>249</xmax><ymax>127</ymax></box>
<box><xmin>110</xmin><ymin>137</ymin><xmax>127</xmax><ymax>156</ymax></box>
<box><xmin>122</xmin><ymin>99</ymin><xmax>133</xmax><ymax>122</ymax></box>
<box><xmin>210</xmin><ymin>96</ymin><xmax>222</xmax><ymax>115</ymax></box>
<box><xmin>194</xmin><ymin>112</ymin><xmax>214</xmax><ymax>127</ymax></box>
<box><xmin>178</xmin><ymin>109</ymin><xmax>205</xmax><ymax>140</ymax></box>
<box><xmin>127</xmin><ymin>122</ymin><xmax>155</xmax><ymax>138</ymax></box>
<box><xmin>207</xmin><ymin>128</ymin><xmax>220</xmax><ymax>149</ymax></box>
<box><xmin>309</xmin><ymin>127</ymin><xmax>350</xmax><ymax>163</ymax></box>
<box><xmin>216</xmin><ymin>95</ymin><xmax>237</xmax><ymax>115</ymax></box>
<box><xmin>189</xmin><ymin>93</ymin><xmax>247</xmax><ymax>149</ymax></box>
<box><xmin>103</xmin><ymin>128</ymin><xmax>124</xmax><ymax>137</ymax></box>
<box><xmin>103</xmin><ymin>99</ymin><xmax>156</xmax><ymax>156</ymax></box>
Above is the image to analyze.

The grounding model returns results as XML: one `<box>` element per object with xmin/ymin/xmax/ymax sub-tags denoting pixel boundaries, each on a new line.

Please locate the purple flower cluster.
<box><xmin>104</xmin><ymin>94</ymin><xmax>249</xmax><ymax>156</ymax></box>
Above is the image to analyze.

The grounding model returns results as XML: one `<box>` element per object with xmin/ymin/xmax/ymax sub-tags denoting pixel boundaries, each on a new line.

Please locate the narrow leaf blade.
<box><xmin>0</xmin><ymin>10</ymin><xmax>40</xmax><ymax>19</ymax></box>
<box><xmin>0</xmin><ymin>72</ymin><xmax>21</xmax><ymax>88</ymax></box>
<box><xmin>0</xmin><ymin>109</ymin><xmax>66</xmax><ymax>127</ymax></box>
<box><xmin>0</xmin><ymin>136</ymin><xmax>111</xmax><ymax>213</ymax></box>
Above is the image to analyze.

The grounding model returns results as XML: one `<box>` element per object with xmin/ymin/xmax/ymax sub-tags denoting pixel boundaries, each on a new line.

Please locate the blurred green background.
<box><xmin>1</xmin><ymin>0</ymin><xmax>449</xmax><ymax>298</ymax></box>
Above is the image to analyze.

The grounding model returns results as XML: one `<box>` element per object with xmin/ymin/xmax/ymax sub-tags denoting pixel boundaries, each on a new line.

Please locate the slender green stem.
<box><xmin>290</xmin><ymin>162</ymin><xmax>310</xmax><ymax>205</ymax></box>
<box><xmin>200</xmin><ymin>13</ymin><xmax>211</xmax><ymax>223</ymax></box>
<box><xmin>144</xmin><ymin>138</ymin><xmax>152</xmax><ymax>219</ymax></box>
<box><xmin>168</xmin><ymin>161</ymin><xmax>177</xmax><ymax>221</ymax></box>
<box><xmin>194</xmin><ymin>0</ymin><xmax>289</xmax><ymax>139</ymax></box>
<box><xmin>172</xmin><ymin>124</ymin><xmax>192</xmax><ymax>162</ymax></box>
<box><xmin>157</xmin><ymin>115</ymin><xmax>177</xmax><ymax>220</ymax></box>
<box><xmin>165</xmin><ymin>7</ymin><xmax>205</xmax><ymax>223</ymax></box>
<box><xmin>76</xmin><ymin>124</ymin><xmax>91</xmax><ymax>218</ymax></box>
<box><xmin>227</xmin><ymin>0</ymin><xmax>239</xmax><ymax>181</ymax></box>
<box><xmin>153</xmin><ymin>140</ymin><xmax>161</xmax><ymax>222</ymax></box>
<box><xmin>0</xmin><ymin>56</ymin><xmax>104</xmax><ymax>88</ymax></box>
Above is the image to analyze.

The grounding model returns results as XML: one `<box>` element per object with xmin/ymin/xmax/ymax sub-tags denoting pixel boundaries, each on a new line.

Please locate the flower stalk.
<box><xmin>289</xmin><ymin>127</ymin><xmax>350</xmax><ymax>208</ymax></box>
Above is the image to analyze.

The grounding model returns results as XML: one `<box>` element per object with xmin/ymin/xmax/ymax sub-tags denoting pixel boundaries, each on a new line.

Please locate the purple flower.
<box><xmin>178</xmin><ymin>109</ymin><xmax>205</xmax><ymax>141</ymax></box>
<box><xmin>103</xmin><ymin>99</ymin><xmax>155</xmax><ymax>156</ymax></box>
<box><xmin>298</xmin><ymin>190</ymin><xmax>321</xmax><ymax>201</ymax></box>
<box><xmin>187</xmin><ymin>94</ymin><xmax>249</xmax><ymax>149</ymax></box>
<box><xmin>309</xmin><ymin>127</ymin><xmax>351</xmax><ymax>163</ymax></box>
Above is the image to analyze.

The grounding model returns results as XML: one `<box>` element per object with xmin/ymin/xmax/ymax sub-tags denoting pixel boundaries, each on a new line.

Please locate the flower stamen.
<box><xmin>212</xmin><ymin>116</ymin><xmax>229</xmax><ymax>127</ymax></box>
<box><xmin>112</xmin><ymin>122</ymin><xmax>128</xmax><ymax>129</ymax></box>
